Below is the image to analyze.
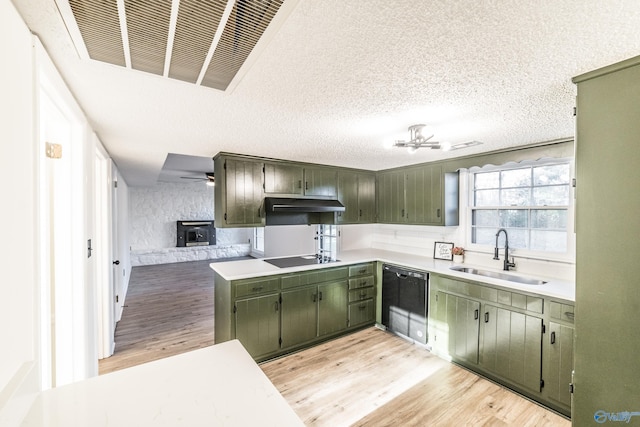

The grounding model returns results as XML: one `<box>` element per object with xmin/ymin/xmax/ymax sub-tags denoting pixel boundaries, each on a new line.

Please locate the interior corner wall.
<box><xmin>0</xmin><ymin>1</ymin><xmax>40</xmax><ymax>423</ymax></box>
<box><xmin>129</xmin><ymin>182</ymin><xmax>251</xmax><ymax>265</ymax></box>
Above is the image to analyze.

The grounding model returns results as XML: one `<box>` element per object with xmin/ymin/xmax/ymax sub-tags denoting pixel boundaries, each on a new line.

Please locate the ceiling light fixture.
<box><xmin>393</xmin><ymin>124</ymin><xmax>483</xmax><ymax>153</ymax></box>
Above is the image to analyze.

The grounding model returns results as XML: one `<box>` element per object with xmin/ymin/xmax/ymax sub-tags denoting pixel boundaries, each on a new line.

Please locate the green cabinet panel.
<box><xmin>280</xmin><ymin>286</ymin><xmax>318</xmax><ymax>349</ymax></box>
<box><xmin>214</xmin><ymin>156</ymin><xmax>264</xmax><ymax>227</ymax></box>
<box><xmin>264</xmin><ymin>162</ymin><xmax>304</xmax><ymax>195</ymax></box>
<box><xmin>348</xmin><ymin>263</ymin><xmax>374</xmax><ymax>277</ymax></box>
<box><xmin>405</xmin><ymin>164</ymin><xmax>442</xmax><ymax>224</ymax></box>
<box><xmin>281</xmin><ymin>267</ymin><xmax>348</xmax><ymax>290</ymax></box>
<box><xmin>348</xmin><ymin>299</ymin><xmax>375</xmax><ymax>327</ymax></box>
<box><xmin>235</xmin><ymin>294</ymin><xmax>280</xmax><ymax>359</ymax></box>
<box><xmin>348</xmin><ymin>286</ymin><xmax>375</xmax><ymax>302</ymax></box>
<box><xmin>318</xmin><ymin>280</ymin><xmax>348</xmax><ymax>337</ymax></box>
<box><xmin>304</xmin><ymin>166</ymin><xmax>337</xmax><ymax>197</ymax></box>
<box><xmin>434</xmin><ymin>291</ymin><xmax>480</xmax><ymax>365</ymax></box>
<box><xmin>377</xmin><ymin>170</ymin><xmax>405</xmax><ymax>223</ymax></box>
<box><xmin>480</xmin><ymin>305</ymin><xmax>543</xmax><ymax>393</ymax></box>
<box><xmin>348</xmin><ymin>275</ymin><xmax>374</xmax><ymax>290</ymax></box>
<box><xmin>545</xmin><ymin>322</ymin><xmax>574</xmax><ymax>409</ymax></box>
<box><xmin>234</xmin><ymin>277</ymin><xmax>280</xmax><ymax>298</ymax></box>
<box><xmin>337</xmin><ymin>171</ymin><xmax>376</xmax><ymax>224</ymax></box>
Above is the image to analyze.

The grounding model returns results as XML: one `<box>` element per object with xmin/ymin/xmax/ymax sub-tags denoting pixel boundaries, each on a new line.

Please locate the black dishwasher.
<box><xmin>382</xmin><ymin>264</ymin><xmax>428</xmax><ymax>344</ymax></box>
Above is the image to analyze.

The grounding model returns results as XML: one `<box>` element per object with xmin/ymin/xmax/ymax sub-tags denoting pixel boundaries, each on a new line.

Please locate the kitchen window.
<box><xmin>470</xmin><ymin>161</ymin><xmax>572</xmax><ymax>253</ymax></box>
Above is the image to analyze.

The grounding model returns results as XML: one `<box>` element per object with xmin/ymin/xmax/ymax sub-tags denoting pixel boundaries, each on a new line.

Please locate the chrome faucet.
<box><xmin>494</xmin><ymin>228</ymin><xmax>516</xmax><ymax>271</ymax></box>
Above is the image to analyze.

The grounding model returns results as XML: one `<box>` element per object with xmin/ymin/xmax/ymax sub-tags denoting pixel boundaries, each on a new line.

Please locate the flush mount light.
<box><xmin>393</xmin><ymin>124</ymin><xmax>483</xmax><ymax>153</ymax></box>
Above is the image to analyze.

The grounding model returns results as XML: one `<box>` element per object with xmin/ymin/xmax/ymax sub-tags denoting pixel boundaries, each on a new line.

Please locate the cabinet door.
<box><xmin>405</xmin><ymin>164</ymin><xmax>443</xmax><ymax>225</ymax></box>
<box><xmin>481</xmin><ymin>305</ymin><xmax>543</xmax><ymax>392</ymax></box>
<box><xmin>377</xmin><ymin>170</ymin><xmax>405</xmax><ymax>223</ymax></box>
<box><xmin>264</xmin><ymin>162</ymin><xmax>304</xmax><ymax>195</ymax></box>
<box><xmin>318</xmin><ymin>280</ymin><xmax>348</xmax><ymax>337</ymax></box>
<box><xmin>348</xmin><ymin>299</ymin><xmax>375</xmax><ymax>327</ymax></box>
<box><xmin>304</xmin><ymin>167</ymin><xmax>337</xmax><ymax>197</ymax></box>
<box><xmin>235</xmin><ymin>294</ymin><xmax>280</xmax><ymax>359</ymax></box>
<box><xmin>546</xmin><ymin>322</ymin><xmax>574</xmax><ymax>408</ymax></box>
<box><xmin>357</xmin><ymin>172</ymin><xmax>376</xmax><ymax>223</ymax></box>
<box><xmin>223</xmin><ymin>158</ymin><xmax>264</xmax><ymax>226</ymax></box>
<box><xmin>280</xmin><ymin>286</ymin><xmax>317</xmax><ymax>349</ymax></box>
<box><xmin>434</xmin><ymin>292</ymin><xmax>480</xmax><ymax>364</ymax></box>
<box><xmin>337</xmin><ymin>171</ymin><xmax>359</xmax><ymax>224</ymax></box>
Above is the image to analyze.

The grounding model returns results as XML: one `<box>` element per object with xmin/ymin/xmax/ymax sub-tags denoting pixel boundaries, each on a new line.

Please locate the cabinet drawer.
<box><xmin>550</xmin><ymin>301</ymin><xmax>575</xmax><ymax>324</ymax></box>
<box><xmin>234</xmin><ymin>277</ymin><xmax>280</xmax><ymax>298</ymax></box>
<box><xmin>510</xmin><ymin>293</ymin><xmax>544</xmax><ymax>314</ymax></box>
<box><xmin>348</xmin><ymin>286</ymin><xmax>375</xmax><ymax>302</ymax></box>
<box><xmin>281</xmin><ymin>267</ymin><xmax>348</xmax><ymax>290</ymax></box>
<box><xmin>348</xmin><ymin>299</ymin><xmax>375</xmax><ymax>327</ymax></box>
<box><xmin>349</xmin><ymin>275</ymin><xmax>375</xmax><ymax>290</ymax></box>
<box><xmin>349</xmin><ymin>263</ymin><xmax>374</xmax><ymax>277</ymax></box>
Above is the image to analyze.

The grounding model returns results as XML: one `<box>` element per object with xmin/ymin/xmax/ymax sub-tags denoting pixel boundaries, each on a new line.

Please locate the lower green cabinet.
<box><xmin>281</xmin><ymin>286</ymin><xmax>318</xmax><ymax>349</ymax></box>
<box><xmin>216</xmin><ymin>262</ymin><xmax>376</xmax><ymax>363</ymax></box>
<box><xmin>234</xmin><ymin>293</ymin><xmax>281</xmax><ymax>359</ymax></box>
<box><xmin>318</xmin><ymin>281</ymin><xmax>349</xmax><ymax>336</ymax></box>
<box><xmin>480</xmin><ymin>305</ymin><xmax>543</xmax><ymax>393</ymax></box>
<box><xmin>434</xmin><ymin>291</ymin><xmax>480</xmax><ymax>365</ymax></box>
<box><xmin>429</xmin><ymin>273</ymin><xmax>573</xmax><ymax>417</ymax></box>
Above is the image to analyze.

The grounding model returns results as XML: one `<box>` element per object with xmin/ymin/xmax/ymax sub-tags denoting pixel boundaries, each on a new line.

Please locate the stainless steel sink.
<box><xmin>449</xmin><ymin>266</ymin><xmax>547</xmax><ymax>285</ymax></box>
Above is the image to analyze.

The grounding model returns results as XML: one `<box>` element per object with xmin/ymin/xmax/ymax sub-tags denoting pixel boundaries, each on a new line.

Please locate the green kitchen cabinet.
<box><xmin>479</xmin><ymin>304</ymin><xmax>543</xmax><ymax>393</ymax></box>
<box><xmin>317</xmin><ymin>280</ymin><xmax>349</xmax><ymax>337</ymax></box>
<box><xmin>280</xmin><ymin>286</ymin><xmax>318</xmax><ymax>349</ymax></box>
<box><xmin>234</xmin><ymin>293</ymin><xmax>281</xmax><ymax>359</ymax></box>
<box><xmin>573</xmin><ymin>55</ymin><xmax>640</xmax><ymax>426</ymax></box>
<box><xmin>433</xmin><ymin>291</ymin><xmax>480</xmax><ymax>365</ymax></box>
<box><xmin>337</xmin><ymin>170</ymin><xmax>376</xmax><ymax>224</ymax></box>
<box><xmin>263</xmin><ymin>162</ymin><xmax>304</xmax><ymax>195</ymax></box>
<box><xmin>377</xmin><ymin>169</ymin><xmax>405</xmax><ymax>223</ymax></box>
<box><xmin>405</xmin><ymin>164</ymin><xmax>443</xmax><ymax>224</ymax></box>
<box><xmin>214</xmin><ymin>155</ymin><xmax>264</xmax><ymax>227</ymax></box>
<box><xmin>377</xmin><ymin>164</ymin><xmax>458</xmax><ymax>225</ymax></box>
<box><xmin>303</xmin><ymin>166</ymin><xmax>337</xmax><ymax>198</ymax></box>
<box><xmin>543</xmin><ymin>301</ymin><xmax>574</xmax><ymax>414</ymax></box>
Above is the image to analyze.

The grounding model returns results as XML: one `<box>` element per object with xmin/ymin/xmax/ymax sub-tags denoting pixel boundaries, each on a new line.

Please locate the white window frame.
<box><xmin>465</xmin><ymin>158</ymin><xmax>576</xmax><ymax>262</ymax></box>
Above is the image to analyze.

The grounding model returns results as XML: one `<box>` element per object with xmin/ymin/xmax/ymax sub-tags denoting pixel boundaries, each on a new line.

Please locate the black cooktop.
<box><xmin>263</xmin><ymin>255</ymin><xmax>339</xmax><ymax>269</ymax></box>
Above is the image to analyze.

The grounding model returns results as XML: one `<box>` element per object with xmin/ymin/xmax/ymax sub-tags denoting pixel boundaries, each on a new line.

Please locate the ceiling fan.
<box><xmin>180</xmin><ymin>172</ymin><xmax>215</xmax><ymax>186</ymax></box>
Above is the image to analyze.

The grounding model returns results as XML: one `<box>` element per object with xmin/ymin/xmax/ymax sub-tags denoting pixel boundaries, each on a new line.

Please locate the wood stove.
<box><xmin>176</xmin><ymin>220</ymin><xmax>216</xmax><ymax>247</ymax></box>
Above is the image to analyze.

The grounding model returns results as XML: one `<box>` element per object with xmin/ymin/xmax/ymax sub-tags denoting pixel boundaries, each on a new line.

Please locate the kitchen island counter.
<box><xmin>211</xmin><ymin>248</ymin><xmax>575</xmax><ymax>302</ymax></box>
<box><xmin>21</xmin><ymin>340</ymin><xmax>303</xmax><ymax>427</ymax></box>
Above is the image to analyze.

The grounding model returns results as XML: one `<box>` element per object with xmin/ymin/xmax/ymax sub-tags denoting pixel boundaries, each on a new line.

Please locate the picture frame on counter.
<box><xmin>433</xmin><ymin>241</ymin><xmax>454</xmax><ymax>261</ymax></box>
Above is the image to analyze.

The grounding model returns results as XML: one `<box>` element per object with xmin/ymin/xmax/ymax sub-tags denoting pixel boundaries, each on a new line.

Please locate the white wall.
<box><xmin>264</xmin><ymin>225</ymin><xmax>316</xmax><ymax>258</ymax></box>
<box><xmin>129</xmin><ymin>182</ymin><xmax>251</xmax><ymax>265</ymax></box>
<box><xmin>0</xmin><ymin>2</ymin><xmax>40</xmax><ymax>423</ymax></box>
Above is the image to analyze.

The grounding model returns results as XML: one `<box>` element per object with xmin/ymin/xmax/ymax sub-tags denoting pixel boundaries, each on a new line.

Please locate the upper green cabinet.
<box><xmin>264</xmin><ymin>162</ymin><xmax>337</xmax><ymax>198</ymax></box>
<box><xmin>337</xmin><ymin>170</ymin><xmax>376</xmax><ymax>224</ymax></box>
<box><xmin>214</xmin><ymin>155</ymin><xmax>264</xmax><ymax>227</ymax></box>
<box><xmin>264</xmin><ymin>162</ymin><xmax>304</xmax><ymax>195</ymax></box>
<box><xmin>377</xmin><ymin>164</ymin><xmax>458</xmax><ymax>226</ymax></box>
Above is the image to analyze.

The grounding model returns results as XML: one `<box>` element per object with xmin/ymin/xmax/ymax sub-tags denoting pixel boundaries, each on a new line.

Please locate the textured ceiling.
<box><xmin>12</xmin><ymin>0</ymin><xmax>640</xmax><ymax>186</ymax></box>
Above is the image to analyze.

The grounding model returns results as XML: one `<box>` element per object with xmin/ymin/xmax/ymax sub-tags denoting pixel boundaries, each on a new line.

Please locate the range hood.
<box><xmin>265</xmin><ymin>197</ymin><xmax>345</xmax><ymax>213</ymax></box>
<box><xmin>264</xmin><ymin>197</ymin><xmax>345</xmax><ymax>225</ymax></box>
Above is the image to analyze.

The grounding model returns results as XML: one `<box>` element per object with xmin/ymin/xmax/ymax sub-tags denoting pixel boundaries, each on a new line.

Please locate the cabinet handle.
<box><xmin>437</xmin><ymin>208</ymin><xmax>441</xmax><ymax>218</ymax></box>
<box><xmin>319</xmin><ymin>291</ymin><xmax>323</xmax><ymax>301</ymax></box>
<box><xmin>359</xmin><ymin>304</ymin><xmax>366</xmax><ymax>310</ymax></box>
<box><xmin>305</xmin><ymin>181</ymin><xmax>309</xmax><ymax>190</ymax></box>
<box><xmin>550</xmin><ymin>331</ymin><xmax>556</xmax><ymax>345</ymax></box>
<box><xmin>564</xmin><ymin>312</ymin><xmax>575</xmax><ymax>320</ymax></box>
<box><xmin>474</xmin><ymin>309</ymin><xmax>479</xmax><ymax>320</ymax></box>
<box><xmin>359</xmin><ymin>268</ymin><xmax>366</xmax><ymax>274</ymax></box>
<box><xmin>275</xmin><ymin>301</ymin><xmax>279</xmax><ymax>312</ymax></box>
<box><xmin>252</xmin><ymin>286</ymin><xmax>263</xmax><ymax>292</ymax></box>
<box><xmin>484</xmin><ymin>312</ymin><xmax>489</xmax><ymax>323</ymax></box>
<box><xmin>359</xmin><ymin>209</ymin><xmax>362</xmax><ymax>217</ymax></box>
<box><xmin>313</xmin><ymin>293</ymin><xmax>317</xmax><ymax>302</ymax></box>
<box><xmin>401</xmin><ymin>209</ymin><xmax>405</xmax><ymax>217</ymax></box>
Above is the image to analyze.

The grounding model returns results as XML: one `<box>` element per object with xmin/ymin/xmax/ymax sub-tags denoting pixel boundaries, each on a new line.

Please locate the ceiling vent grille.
<box><xmin>63</xmin><ymin>0</ymin><xmax>289</xmax><ymax>91</ymax></box>
<box><xmin>68</xmin><ymin>0</ymin><xmax>126</xmax><ymax>66</ymax></box>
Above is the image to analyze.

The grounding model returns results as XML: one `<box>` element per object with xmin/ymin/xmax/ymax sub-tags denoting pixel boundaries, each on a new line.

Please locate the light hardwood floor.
<box><xmin>99</xmin><ymin>259</ymin><xmax>570</xmax><ymax>426</ymax></box>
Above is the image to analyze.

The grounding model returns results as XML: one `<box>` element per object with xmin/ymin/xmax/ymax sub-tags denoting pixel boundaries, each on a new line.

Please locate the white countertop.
<box><xmin>21</xmin><ymin>340</ymin><xmax>303</xmax><ymax>427</ymax></box>
<box><xmin>211</xmin><ymin>248</ymin><xmax>575</xmax><ymax>302</ymax></box>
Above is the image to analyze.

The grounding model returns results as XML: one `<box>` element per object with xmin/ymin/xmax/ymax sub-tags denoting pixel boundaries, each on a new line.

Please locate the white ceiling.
<box><xmin>13</xmin><ymin>0</ymin><xmax>640</xmax><ymax>186</ymax></box>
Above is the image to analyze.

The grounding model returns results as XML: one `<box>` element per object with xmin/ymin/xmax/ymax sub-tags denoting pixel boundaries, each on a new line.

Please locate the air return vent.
<box><xmin>62</xmin><ymin>0</ymin><xmax>289</xmax><ymax>91</ymax></box>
